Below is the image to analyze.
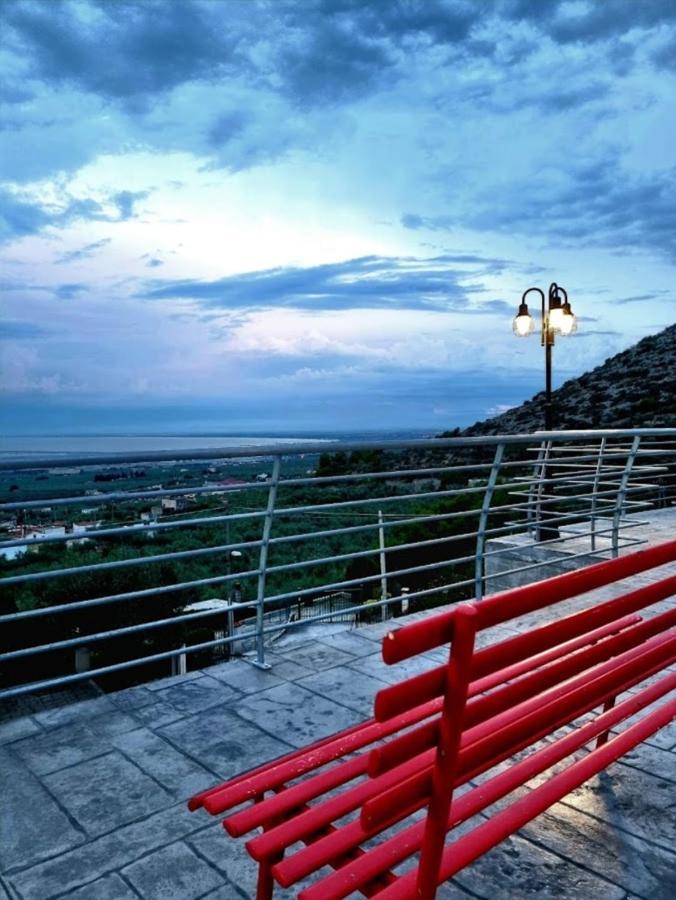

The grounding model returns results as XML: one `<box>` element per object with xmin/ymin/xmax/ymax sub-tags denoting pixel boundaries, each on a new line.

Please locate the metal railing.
<box><xmin>0</xmin><ymin>428</ymin><xmax>674</xmax><ymax>698</ymax></box>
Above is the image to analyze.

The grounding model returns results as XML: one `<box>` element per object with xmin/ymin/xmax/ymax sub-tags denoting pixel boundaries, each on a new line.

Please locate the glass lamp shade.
<box><xmin>513</xmin><ymin>311</ymin><xmax>535</xmax><ymax>337</ymax></box>
<box><xmin>547</xmin><ymin>305</ymin><xmax>565</xmax><ymax>334</ymax></box>
<box><xmin>559</xmin><ymin>302</ymin><xmax>577</xmax><ymax>336</ymax></box>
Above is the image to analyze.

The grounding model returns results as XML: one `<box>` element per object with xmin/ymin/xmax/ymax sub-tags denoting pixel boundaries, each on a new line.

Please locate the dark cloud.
<box><xmin>466</xmin><ymin>159</ymin><xmax>676</xmax><ymax>262</ymax></box>
<box><xmin>2</xmin><ymin>320</ymin><xmax>50</xmax><ymax>339</ymax></box>
<box><xmin>507</xmin><ymin>0</ymin><xmax>676</xmax><ymax>44</ymax></box>
<box><xmin>146</xmin><ymin>257</ymin><xmax>164</xmax><ymax>268</ymax></box>
<box><xmin>54</xmin><ymin>283</ymin><xmax>87</xmax><ymax>299</ymax></box>
<box><xmin>112</xmin><ymin>190</ymin><xmax>149</xmax><ymax>220</ymax></box>
<box><xmin>55</xmin><ymin>237</ymin><xmax>111</xmax><ymax>264</ymax></box>
<box><xmin>616</xmin><ymin>292</ymin><xmax>670</xmax><ymax>305</ymax></box>
<box><xmin>1</xmin><ymin>0</ymin><xmax>238</xmax><ymax>106</ymax></box>
<box><xmin>138</xmin><ymin>254</ymin><xmax>513</xmax><ymax>313</ymax></box>
<box><xmin>0</xmin><ymin>188</ymin><xmax>107</xmax><ymax>243</ymax></box>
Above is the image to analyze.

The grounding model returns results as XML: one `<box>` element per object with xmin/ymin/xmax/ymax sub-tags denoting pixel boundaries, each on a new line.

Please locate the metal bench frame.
<box><xmin>189</xmin><ymin>539</ymin><xmax>676</xmax><ymax>900</ymax></box>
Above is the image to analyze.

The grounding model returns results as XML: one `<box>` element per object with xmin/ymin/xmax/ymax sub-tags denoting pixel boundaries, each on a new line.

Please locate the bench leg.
<box><xmin>256</xmin><ymin>857</ymin><xmax>280</xmax><ymax>900</ymax></box>
<box><xmin>595</xmin><ymin>696</ymin><xmax>616</xmax><ymax>748</ymax></box>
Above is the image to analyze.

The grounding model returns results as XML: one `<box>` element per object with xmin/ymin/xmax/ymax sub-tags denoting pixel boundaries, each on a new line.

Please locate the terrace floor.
<box><xmin>1</xmin><ymin>510</ymin><xmax>675</xmax><ymax>900</ymax></box>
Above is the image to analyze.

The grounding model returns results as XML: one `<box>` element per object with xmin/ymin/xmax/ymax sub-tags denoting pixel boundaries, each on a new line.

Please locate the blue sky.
<box><xmin>1</xmin><ymin>0</ymin><xmax>675</xmax><ymax>434</ymax></box>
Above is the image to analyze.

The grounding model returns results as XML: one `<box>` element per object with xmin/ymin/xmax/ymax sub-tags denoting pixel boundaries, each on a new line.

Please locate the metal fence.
<box><xmin>0</xmin><ymin>428</ymin><xmax>674</xmax><ymax>699</ymax></box>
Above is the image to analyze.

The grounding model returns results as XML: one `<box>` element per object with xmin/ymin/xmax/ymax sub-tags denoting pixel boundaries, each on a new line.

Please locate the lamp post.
<box><xmin>512</xmin><ymin>283</ymin><xmax>577</xmax><ymax>430</ymax></box>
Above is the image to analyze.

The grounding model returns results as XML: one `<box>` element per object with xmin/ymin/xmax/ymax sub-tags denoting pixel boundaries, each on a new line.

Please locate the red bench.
<box><xmin>189</xmin><ymin>539</ymin><xmax>676</xmax><ymax>900</ymax></box>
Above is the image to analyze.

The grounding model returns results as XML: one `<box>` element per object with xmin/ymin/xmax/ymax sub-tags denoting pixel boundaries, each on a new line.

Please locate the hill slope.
<box><xmin>444</xmin><ymin>323</ymin><xmax>676</xmax><ymax>436</ymax></box>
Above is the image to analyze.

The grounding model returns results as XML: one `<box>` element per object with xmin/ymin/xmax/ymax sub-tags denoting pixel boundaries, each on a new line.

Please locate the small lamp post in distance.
<box><xmin>512</xmin><ymin>282</ymin><xmax>577</xmax><ymax>430</ymax></box>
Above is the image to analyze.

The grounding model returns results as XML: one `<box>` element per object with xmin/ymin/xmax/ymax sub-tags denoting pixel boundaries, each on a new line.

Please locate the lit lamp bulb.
<box><xmin>558</xmin><ymin>300</ymin><xmax>577</xmax><ymax>336</ymax></box>
<box><xmin>547</xmin><ymin>298</ymin><xmax>565</xmax><ymax>334</ymax></box>
<box><xmin>512</xmin><ymin>302</ymin><xmax>535</xmax><ymax>337</ymax></box>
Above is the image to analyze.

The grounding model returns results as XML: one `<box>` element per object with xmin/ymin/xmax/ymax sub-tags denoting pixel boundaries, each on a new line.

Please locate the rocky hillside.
<box><xmin>444</xmin><ymin>323</ymin><xmax>675</xmax><ymax>436</ymax></box>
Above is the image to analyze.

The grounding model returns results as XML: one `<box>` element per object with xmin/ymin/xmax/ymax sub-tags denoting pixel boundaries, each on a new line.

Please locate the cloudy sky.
<box><xmin>1</xmin><ymin>0</ymin><xmax>674</xmax><ymax>435</ymax></box>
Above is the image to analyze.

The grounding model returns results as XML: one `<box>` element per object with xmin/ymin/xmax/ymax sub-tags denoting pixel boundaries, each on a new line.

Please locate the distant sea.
<box><xmin>0</xmin><ymin>430</ymin><xmax>435</xmax><ymax>461</ymax></box>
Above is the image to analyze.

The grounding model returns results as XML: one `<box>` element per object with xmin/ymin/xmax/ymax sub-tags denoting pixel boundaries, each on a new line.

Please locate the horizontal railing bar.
<box><xmin>0</xmin><ymin>603</ymin><xmax>246</xmax><ymax>660</ymax></box>
<box><xmin>0</xmin><ymin>463</ymin><xmax>499</xmax><ymax>512</ymax></box>
<box><xmin>1</xmin><ymin>490</ymin><xmax>651</xmax><ymax>597</ymax></box>
<box><xmin>18</xmin><ymin>523</ymin><xmax>645</xmax><ymax>656</ymax></box>
<box><xmin>1</xmin><ymin>531</ymin><xmax>647</xmax><ymax>700</ymax></box>
<box><xmin>0</xmin><ymin>509</ymin><xmax>266</xmax><ymax>550</ymax></box>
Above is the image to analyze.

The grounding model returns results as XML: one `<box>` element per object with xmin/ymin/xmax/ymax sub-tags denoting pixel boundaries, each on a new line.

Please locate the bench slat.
<box><xmin>376</xmin><ymin>574</ymin><xmax>676</xmax><ymax>721</ymax></box>
<box><xmin>287</xmin><ymin>672</ymin><xmax>676</xmax><ymax>897</ymax></box>
<box><xmin>368</xmin><ymin>696</ymin><xmax>676</xmax><ymax>900</ymax></box>
<box><xmin>383</xmin><ymin>540</ymin><xmax>676</xmax><ymax>663</ymax></box>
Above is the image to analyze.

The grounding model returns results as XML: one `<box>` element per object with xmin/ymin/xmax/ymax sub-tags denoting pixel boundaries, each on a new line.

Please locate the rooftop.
<box><xmin>1</xmin><ymin>509</ymin><xmax>675</xmax><ymax>900</ymax></box>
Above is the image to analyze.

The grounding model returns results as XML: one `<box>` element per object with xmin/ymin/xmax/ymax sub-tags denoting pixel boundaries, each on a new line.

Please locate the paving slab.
<box><xmin>122</xmin><ymin>841</ymin><xmax>225</xmax><ymax>900</ymax></box>
<box><xmin>453</xmin><ymin>833</ymin><xmax>626</xmax><ymax>900</ymax></box>
<box><xmin>521</xmin><ymin>803</ymin><xmax>676</xmax><ymax>899</ymax></box>
<box><xmin>233</xmin><ymin>680</ymin><xmax>363</xmax><ymax>748</ymax></box>
<box><xmin>33</xmin><ymin>695</ymin><xmax>116</xmax><ymax>730</ymax></box>
<box><xmin>129</xmin><ymin>700</ymin><xmax>186</xmax><ymax>730</ymax></box>
<box><xmin>315</xmin><ymin>629</ymin><xmax>384</xmax><ymax>657</ymax></box>
<box><xmin>11</xmin><ymin>709</ymin><xmax>138</xmax><ymax>775</ymax></box>
<box><xmin>158</xmin><ymin>706</ymin><xmax>291</xmax><ymax>777</ymax></box>
<box><xmin>0</xmin><ymin>746</ymin><xmax>85</xmax><ymax>872</ymax></box>
<box><xmin>6</xmin><ymin>803</ymin><xmax>204</xmax><ymax>898</ymax></box>
<box><xmin>61</xmin><ymin>872</ymin><xmax>139</xmax><ymax>899</ymax></box>
<box><xmin>42</xmin><ymin>751</ymin><xmax>173</xmax><ymax>836</ymax></box>
<box><xmin>272</xmin><ymin>641</ymin><xmax>357</xmax><ymax>671</ymax></box>
<box><xmin>296</xmin><ymin>662</ymin><xmax>391</xmax><ymax>717</ymax></box>
<box><xmin>0</xmin><ymin>715</ymin><xmax>39</xmax><ymax>746</ymax></box>
<box><xmin>152</xmin><ymin>674</ymin><xmax>241</xmax><ymax>715</ymax></box>
<box><xmin>207</xmin><ymin>658</ymin><xmax>284</xmax><ymax>694</ymax></box>
<box><xmin>111</xmin><ymin>727</ymin><xmax>217</xmax><ymax>800</ymax></box>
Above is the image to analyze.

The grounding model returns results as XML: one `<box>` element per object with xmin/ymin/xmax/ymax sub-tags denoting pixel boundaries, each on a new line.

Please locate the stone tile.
<box><xmin>187</xmin><ymin>824</ymin><xmax>300</xmax><ymax>900</ymax></box>
<box><xmin>109</xmin><ymin>685</ymin><xmax>156</xmax><ymax>711</ymax></box>
<box><xmin>206</xmin><ymin>659</ymin><xmax>284</xmax><ymax>694</ymax></box>
<box><xmin>0</xmin><ymin>746</ymin><xmax>84</xmax><ymax>871</ymax></box>
<box><xmin>153</xmin><ymin>675</ymin><xmax>241</xmax><ymax>715</ymax></box>
<box><xmin>0</xmin><ymin>715</ymin><xmax>39</xmax><ymax>746</ymax></box>
<box><xmin>297</xmin><ymin>664</ymin><xmax>390</xmax><ymax>717</ymax></box>
<box><xmin>159</xmin><ymin>706</ymin><xmax>291</xmax><ymax>778</ymax></box>
<box><xmin>520</xmin><ymin>804</ymin><xmax>676</xmax><ymax>898</ymax></box>
<box><xmin>12</xmin><ymin>710</ymin><xmax>138</xmax><ymax>775</ymax></box>
<box><xmin>7</xmin><ymin>802</ymin><xmax>202</xmax><ymax>899</ymax></box>
<box><xmin>316</xmin><ymin>629</ymin><xmax>384</xmax><ymax>657</ymax></box>
<box><xmin>273</xmin><ymin>641</ymin><xmax>357</xmax><ymax>671</ymax></box>
<box><xmin>619</xmin><ymin>740</ymin><xmax>676</xmax><ymax>782</ymax></box>
<box><xmin>130</xmin><ymin>701</ymin><xmax>185</xmax><ymax>730</ymax></box>
<box><xmin>62</xmin><ymin>873</ymin><xmax>138</xmax><ymax>899</ymax></box>
<box><xmin>122</xmin><ymin>841</ymin><xmax>224</xmax><ymax>899</ymax></box>
<box><xmin>264</xmin><ymin>653</ymin><xmax>315</xmax><ymax>681</ymax></box>
<box><xmin>453</xmin><ymin>833</ymin><xmax>626</xmax><ymax>900</ymax></box>
<box><xmin>145</xmin><ymin>671</ymin><xmax>203</xmax><ymax>692</ymax></box>
<box><xmin>346</xmin><ymin>650</ymin><xmax>434</xmax><ymax>685</ymax></box>
<box><xmin>555</xmin><ymin>764</ymin><xmax>675</xmax><ymax>851</ymax></box>
<box><xmin>111</xmin><ymin>728</ymin><xmax>217</xmax><ymax>800</ymax></box>
<box><xmin>42</xmin><ymin>751</ymin><xmax>172</xmax><ymax>836</ymax></box>
<box><xmin>33</xmin><ymin>695</ymin><xmax>116</xmax><ymax>730</ymax></box>
<box><xmin>234</xmin><ymin>681</ymin><xmax>363</xmax><ymax>748</ymax></box>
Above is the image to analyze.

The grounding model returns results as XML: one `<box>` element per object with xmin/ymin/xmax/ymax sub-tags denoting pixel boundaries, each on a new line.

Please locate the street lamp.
<box><xmin>512</xmin><ymin>283</ymin><xmax>577</xmax><ymax>430</ymax></box>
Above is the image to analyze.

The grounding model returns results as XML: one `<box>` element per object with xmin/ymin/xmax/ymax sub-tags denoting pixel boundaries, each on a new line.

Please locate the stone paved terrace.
<box><xmin>1</xmin><ymin>510</ymin><xmax>675</xmax><ymax>900</ymax></box>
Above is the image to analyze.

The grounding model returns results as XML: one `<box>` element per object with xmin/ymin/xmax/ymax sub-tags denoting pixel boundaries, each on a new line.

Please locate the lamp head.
<box><xmin>559</xmin><ymin>299</ymin><xmax>577</xmax><ymax>336</ymax></box>
<box><xmin>512</xmin><ymin>301</ymin><xmax>535</xmax><ymax>337</ymax></box>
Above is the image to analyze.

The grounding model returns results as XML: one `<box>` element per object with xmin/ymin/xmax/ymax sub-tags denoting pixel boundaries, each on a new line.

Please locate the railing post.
<box><xmin>590</xmin><ymin>436</ymin><xmax>607</xmax><ymax>552</ymax></box>
<box><xmin>252</xmin><ymin>456</ymin><xmax>281</xmax><ymax>669</ymax></box>
<box><xmin>534</xmin><ymin>439</ymin><xmax>553</xmax><ymax>542</ymax></box>
<box><xmin>527</xmin><ymin>439</ymin><xmax>547</xmax><ymax>538</ymax></box>
<box><xmin>611</xmin><ymin>436</ymin><xmax>640</xmax><ymax>558</ymax></box>
<box><xmin>474</xmin><ymin>443</ymin><xmax>504</xmax><ymax>600</ymax></box>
